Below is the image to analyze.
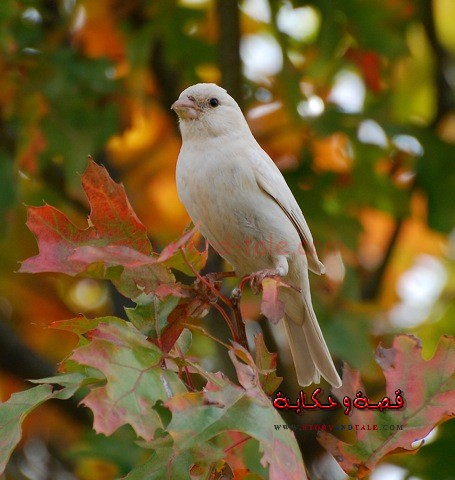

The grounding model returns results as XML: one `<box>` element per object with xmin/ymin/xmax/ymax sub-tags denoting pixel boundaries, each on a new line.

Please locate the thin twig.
<box><xmin>175</xmin><ymin>343</ymin><xmax>195</xmax><ymax>391</ymax></box>
<box><xmin>212</xmin><ymin>302</ymin><xmax>239</xmax><ymax>343</ymax></box>
<box><xmin>230</xmin><ymin>288</ymin><xmax>248</xmax><ymax>350</ymax></box>
<box><xmin>361</xmin><ymin>217</ymin><xmax>404</xmax><ymax>300</ymax></box>
<box><xmin>181</xmin><ymin>249</ymin><xmax>233</xmax><ymax>307</ymax></box>
<box><xmin>182</xmin><ymin>323</ymin><xmax>231</xmax><ymax>350</ymax></box>
<box><xmin>239</xmin><ymin>274</ymin><xmax>253</xmax><ymax>292</ymax></box>
<box><xmin>181</xmin><ymin>249</ymin><xmax>249</xmax><ymax>348</ymax></box>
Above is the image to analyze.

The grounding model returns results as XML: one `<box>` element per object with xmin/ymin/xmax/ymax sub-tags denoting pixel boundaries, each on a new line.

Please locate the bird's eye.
<box><xmin>209</xmin><ymin>98</ymin><xmax>220</xmax><ymax>107</ymax></box>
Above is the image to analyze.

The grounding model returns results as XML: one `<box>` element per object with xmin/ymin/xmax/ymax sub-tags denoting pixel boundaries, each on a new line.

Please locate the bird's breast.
<box><xmin>176</xmin><ymin>145</ymin><xmax>299</xmax><ymax>273</ymax></box>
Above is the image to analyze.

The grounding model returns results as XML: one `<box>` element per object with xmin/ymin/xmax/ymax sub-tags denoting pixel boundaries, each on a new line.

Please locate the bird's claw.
<box><xmin>248</xmin><ymin>269</ymin><xmax>282</xmax><ymax>295</ymax></box>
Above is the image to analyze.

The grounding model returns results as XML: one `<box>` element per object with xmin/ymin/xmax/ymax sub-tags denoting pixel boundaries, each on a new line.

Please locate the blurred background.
<box><xmin>0</xmin><ymin>0</ymin><xmax>454</xmax><ymax>479</ymax></box>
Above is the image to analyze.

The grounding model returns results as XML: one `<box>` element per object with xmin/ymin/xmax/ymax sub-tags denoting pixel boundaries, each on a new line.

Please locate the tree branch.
<box><xmin>150</xmin><ymin>37</ymin><xmax>181</xmax><ymax>114</ymax></box>
<box><xmin>216</xmin><ymin>0</ymin><xmax>242</xmax><ymax>106</ymax></box>
<box><xmin>361</xmin><ymin>217</ymin><xmax>404</xmax><ymax>300</ymax></box>
<box><xmin>421</xmin><ymin>0</ymin><xmax>454</xmax><ymax>126</ymax></box>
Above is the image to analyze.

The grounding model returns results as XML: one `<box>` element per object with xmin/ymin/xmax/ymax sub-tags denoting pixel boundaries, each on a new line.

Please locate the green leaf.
<box><xmin>0</xmin><ymin>385</ymin><xmax>52</xmax><ymax>473</ymax></box>
<box><xmin>126</xmin><ymin>432</ymin><xmax>225</xmax><ymax>479</ymax></box>
<box><xmin>70</xmin><ymin>319</ymin><xmax>187</xmax><ymax>440</ymax></box>
<box><xmin>36</xmin><ymin>49</ymin><xmax>119</xmax><ymax>193</ymax></box>
<box><xmin>0</xmin><ymin>379</ymin><xmax>85</xmax><ymax>474</ymax></box>
<box><xmin>416</xmin><ymin>133</ymin><xmax>455</xmax><ymax>233</ymax></box>
<box><xmin>124</xmin><ymin>447</ymin><xmax>174</xmax><ymax>480</ymax></box>
<box><xmin>402</xmin><ymin>420</ymin><xmax>455</xmax><ymax>480</ymax></box>
<box><xmin>254</xmin><ymin>334</ymin><xmax>283</xmax><ymax>395</ymax></box>
<box><xmin>157</xmin><ymin>226</ymin><xmax>208</xmax><ymax>277</ymax></box>
<box><xmin>29</xmin><ymin>372</ymin><xmax>96</xmax><ymax>390</ymax></box>
<box><xmin>0</xmin><ymin>152</ymin><xmax>17</xmax><ymax>238</ymax></box>
<box><xmin>166</xmin><ymin>344</ymin><xmax>307</xmax><ymax>480</ymax></box>
<box><xmin>125</xmin><ymin>294</ymin><xmax>181</xmax><ymax>337</ymax></box>
<box><xmin>340</xmin><ymin>0</ymin><xmax>408</xmax><ymax>56</ymax></box>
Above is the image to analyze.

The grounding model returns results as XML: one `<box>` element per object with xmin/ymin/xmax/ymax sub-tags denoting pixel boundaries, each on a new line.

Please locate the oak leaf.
<box><xmin>318</xmin><ymin>335</ymin><xmax>455</xmax><ymax>478</ymax></box>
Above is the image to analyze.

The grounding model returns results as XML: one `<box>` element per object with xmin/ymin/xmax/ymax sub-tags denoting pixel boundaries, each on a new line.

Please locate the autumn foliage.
<box><xmin>0</xmin><ymin>161</ymin><xmax>453</xmax><ymax>479</ymax></box>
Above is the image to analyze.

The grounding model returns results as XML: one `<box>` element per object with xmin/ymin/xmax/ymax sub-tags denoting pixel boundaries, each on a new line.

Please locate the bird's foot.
<box><xmin>247</xmin><ymin>268</ymin><xmax>283</xmax><ymax>295</ymax></box>
<box><xmin>241</xmin><ymin>269</ymin><xmax>302</xmax><ymax>295</ymax></box>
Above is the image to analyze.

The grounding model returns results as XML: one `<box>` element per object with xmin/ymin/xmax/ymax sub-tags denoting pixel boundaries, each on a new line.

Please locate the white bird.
<box><xmin>172</xmin><ymin>83</ymin><xmax>341</xmax><ymax>387</ymax></box>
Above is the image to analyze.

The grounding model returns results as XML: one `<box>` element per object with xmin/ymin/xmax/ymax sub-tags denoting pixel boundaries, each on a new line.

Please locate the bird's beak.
<box><xmin>171</xmin><ymin>97</ymin><xmax>201</xmax><ymax>120</ymax></box>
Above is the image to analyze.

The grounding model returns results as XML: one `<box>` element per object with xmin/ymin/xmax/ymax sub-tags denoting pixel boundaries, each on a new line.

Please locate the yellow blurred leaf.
<box><xmin>76</xmin><ymin>458</ymin><xmax>120</xmax><ymax>480</ymax></box>
<box><xmin>73</xmin><ymin>0</ymin><xmax>124</xmax><ymax>60</ymax></box>
<box><xmin>312</xmin><ymin>133</ymin><xmax>352</xmax><ymax>173</ymax></box>
<box><xmin>107</xmin><ymin>103</ymin><xmax>174</xmax><ymax>166</ymax></box>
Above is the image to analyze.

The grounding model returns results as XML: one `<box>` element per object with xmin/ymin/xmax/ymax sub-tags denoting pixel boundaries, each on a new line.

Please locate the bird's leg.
<box><xmin>248</xmin><ymin>269</ymin><xmax>282</xmax><ymax>294</ymax></box>
<box><xmin>248</xmin><ymin>257</ymin><xmax>289</xmax><ymax>295</ymax></box>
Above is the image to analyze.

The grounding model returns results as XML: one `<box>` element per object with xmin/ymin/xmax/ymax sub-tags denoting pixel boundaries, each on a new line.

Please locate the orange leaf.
<box><xmin>312</xmin><ymin>133</ymin><xmax>352</xmax><ymax>173</ymax></box>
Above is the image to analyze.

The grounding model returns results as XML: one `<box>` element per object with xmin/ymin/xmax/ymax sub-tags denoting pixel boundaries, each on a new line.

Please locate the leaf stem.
<box><xmin>175</xmin><ymin>343</ymin><xmax>195</xmax><ymax>391</ymax></box>
<box><xmin>181</xmin><ymin>249</ymin><xmax>233</xmax><ymax>307</ymax></box>
<box><xmin>212</xmin><ymin>302</ymin><xmax>239</xmax><ymax>343</ymax></box>
<box><xmin>224</xmin><ymin>434</ymin><xmax>252</xmax><ymax>453</ymax></box>
<box><xmin>182</xmin><ymin>323</ymin><xmax>231</xmax><ymax>350</ymax></box>
<box><xmin>231</xmin><ymin>288</ymin><xmax>248</xmax><ymax>351</ymax></box>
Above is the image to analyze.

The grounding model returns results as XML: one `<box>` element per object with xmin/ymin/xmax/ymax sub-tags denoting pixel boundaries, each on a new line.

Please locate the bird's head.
<box><xmin>171</xmin><ymin>83</ymin><xmax>249</xmax><ymax>140</ymax></box>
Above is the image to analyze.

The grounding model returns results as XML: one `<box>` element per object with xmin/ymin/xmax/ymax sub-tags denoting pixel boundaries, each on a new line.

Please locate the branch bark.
<box><xmin>216</xmin><ymin>0</ymin><xmax>242</xmax><ymax>106</ymax></box>
<box><xmin>421</xmin><ymin>0</ymin><xmax>454</xmax><ymax>126</ymax></box>
<box><xmin>150</xmin><ymin>37</ymin><xmax>181</xmax><ymax>114</ymax></box>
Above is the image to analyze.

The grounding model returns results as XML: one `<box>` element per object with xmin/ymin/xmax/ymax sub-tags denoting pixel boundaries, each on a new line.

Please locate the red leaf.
<box><xmin>20</xmin><ymin>158</ymin><xmax>152</xmax><ymax>276</ymax></box>
<box><xmin>228</xmin><ymin>344</ymin><xmax>261</xmax><ymax>393</ymax></box>
<box><xmin>318</xmin><ymin>335</ymin><xmax>455</xmax><ymax>478</ymax></box>
<box><xmin>260</xmin><ymin>279</ymin><xmax>285</xmax><ymax>325</ymax></box>
<box><xmin>159</xmin><ymin>303</ymin><xmax>191</xmax><ymax>354</ymax></box>
<box><xmin>159</xmin><ymin>298</ymin><xmax>210</xmax><ymax>353</ymax></box>
<box><xmin>81</xmin><ymin>159</ymin><xmax>151</xmax><ymax>254</ymax></box>
<box><xmin>69</xmin><ymin>245</ymin><xmax>153</xmax><ymax>268</ymax></box>
<box><xmin>67</xmin><ymin>244</ymin><xmax>175</xmax><ymax>298</ymax></box>
<box><xmin>347</xmin><ymin>48</ymin><xmax>382</xmax><ymax>93</ymax></box>
<box><xmin>19</xmin><ymin>205</ymin><xmax>98</xmax><ymax>275</ymax></box>
<box><xmin>19</xmin><ymin>159</ymin><xmax>208</xmax><ymax>299</ymax></box>
<box><xmin>19</xmin><ymin>159</ymin><xmax>182</xmax><ymax>298</ymax></box>
<box><xmin>158</xmin><ymin>225</ymin><xmax>208</xmax><ymax>276</ymax></box>
<box><xmin>158</xmin><ymin>225</ymin><xmax>200</xmax><ymax>262</ymax></box>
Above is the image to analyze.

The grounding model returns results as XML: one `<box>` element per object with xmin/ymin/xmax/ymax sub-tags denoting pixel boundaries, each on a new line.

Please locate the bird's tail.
<box><xmin>281</xmin><ymin>290</ymin><xmax>341</xmax><ymax>388</ymax></box>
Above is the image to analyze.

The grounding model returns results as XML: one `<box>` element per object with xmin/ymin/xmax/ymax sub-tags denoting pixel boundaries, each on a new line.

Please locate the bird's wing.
<box><xmin>250</xmin><ymin>145</ymin><xmax>325</xmax><ymax>275</ymax></box>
